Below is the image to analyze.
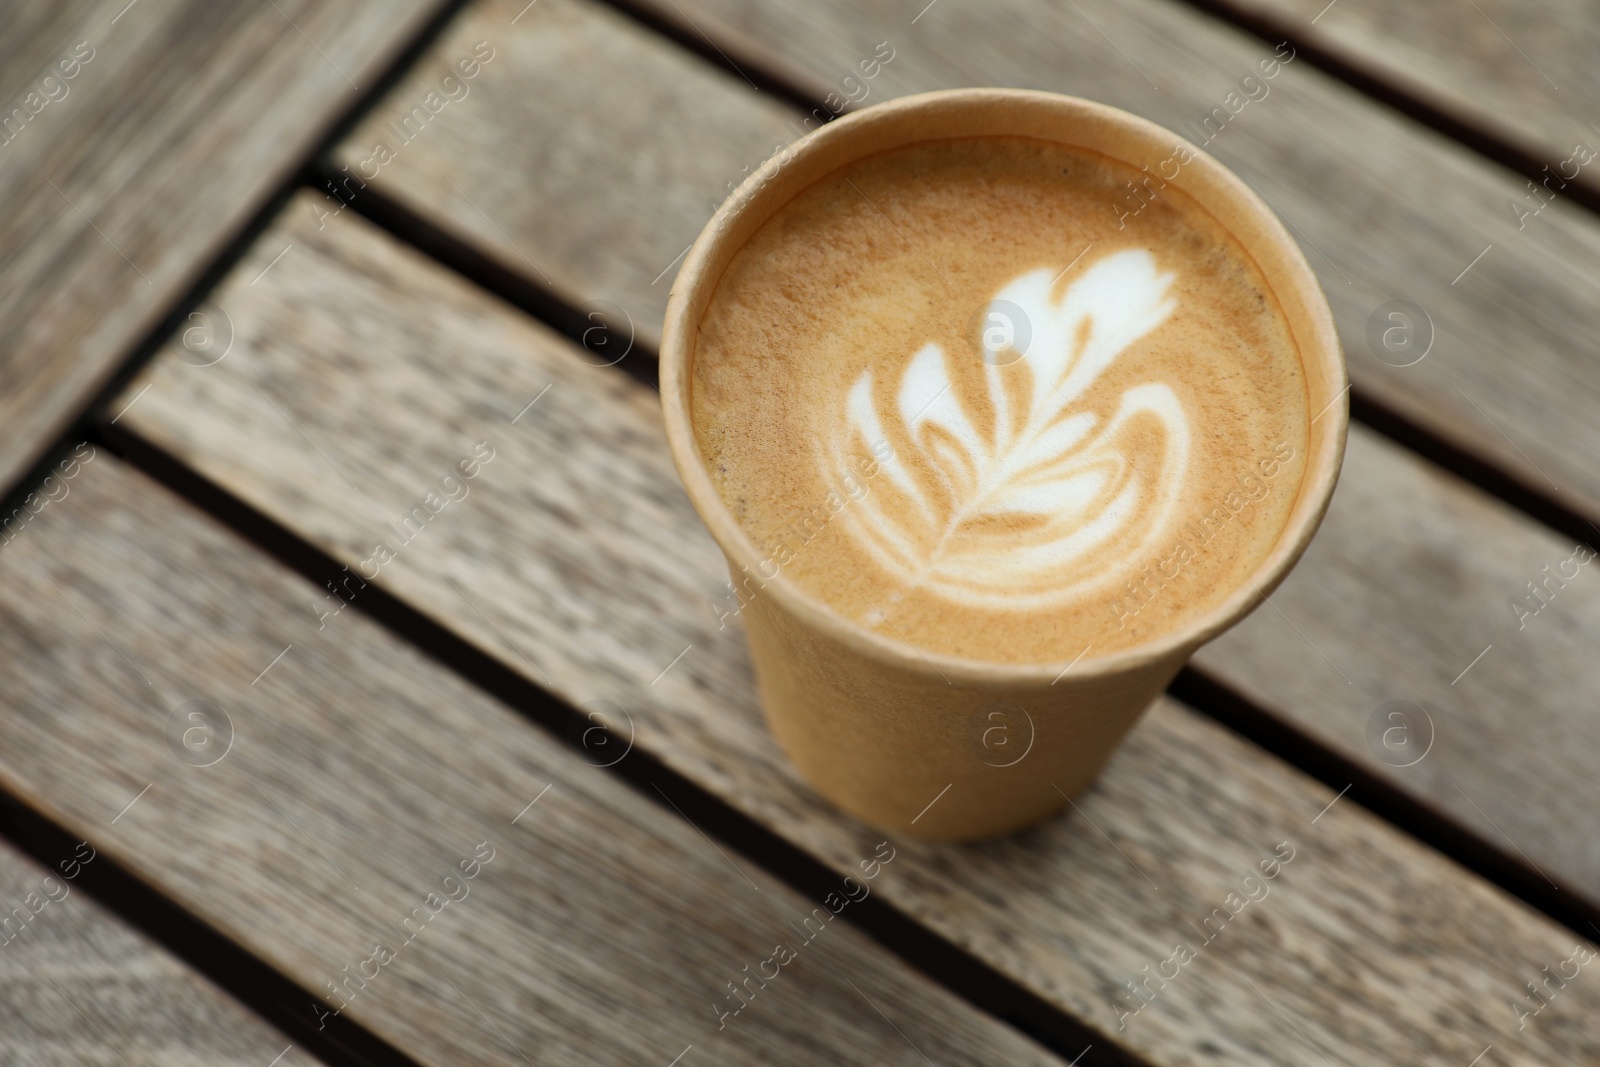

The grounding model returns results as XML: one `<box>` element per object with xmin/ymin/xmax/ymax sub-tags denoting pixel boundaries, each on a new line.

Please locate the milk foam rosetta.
<box><xmin>827</xmin><ymin>249</ymin><xmax>1185</xmax><ymax>612</ymax></box>
<box><xmin>692</xmin><ymin>137</ymin><xmax>1309</xmax><ymax>663</ymax></box>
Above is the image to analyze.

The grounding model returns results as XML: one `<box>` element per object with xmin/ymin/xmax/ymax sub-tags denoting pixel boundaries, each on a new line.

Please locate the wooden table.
<box><xmin>4</xmin><ymin>1</ymin><xmax>1598</xmax><ymax>1063</ymax></box>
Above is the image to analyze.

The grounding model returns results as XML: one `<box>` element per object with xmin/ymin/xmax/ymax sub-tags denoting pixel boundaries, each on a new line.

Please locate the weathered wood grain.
<box><xmin>328</xmin><ymin>0</ymin><xmax>1600</xmax><ymax>904</ymax></box>
<box><xmin>1220</xmin><ymin>0</ymin><xmax>1599</xmax><ymax>186</ymax></box>
<box><xmin>119</xmin><ymin>197</ymin><xmax>1600</xmax><ymax>1064</ymax></box>
<box><xmin>0</xmin><ymin>455</ymin><xmax>1058</xmax><ymax>1067</ymax></box>
<box><xmin>0</xmin><ymin>837</ymin><xmax>317</xmax><ymax>1067</ymax></box>
<box><xmin>1197</xmin><ymin>427</ymin><xmax>1600</xmax><ymax>897</ymax></box>
<box><xmin>332</xmin><ymin>0</ymin><xmax>798</xmax><ymax>351</ymax></box>
<box><xmin>335</xmin><ymin>0</ymin><xmax>1600</xmax><ymax>523</ymax></box>
<box><xmin>0</xmin><ymin>0</ymin><xmax>444</xmax><ymax>498</ymax></box>
<box><xmin>0</xmin><ymin>1</ymin><xmax>102</xmax><ymax>106</ymax></box>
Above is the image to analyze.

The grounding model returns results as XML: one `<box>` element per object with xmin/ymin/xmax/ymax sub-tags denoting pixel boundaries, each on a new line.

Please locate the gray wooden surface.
<box><xmin>333</xmin><ymin>0</ymin><xmax>798</xmax><ymax>352</ymax></box>
<box><xmin>0</xmin><ymin>1</ymin><xmax>101</xmax><ymax>104</ymax></box>
<box><xmin>0</xmin><ymin>837</ymin><xmax>316</xmax><ymax>1067</ymax></box>
<box><xmin>324</xmin><ymin>0</ymin><xmax>1600</xmax><ymax>902</ymax></box>
<box><xmin>0</xmin><ymin>0</ymin><xmax>444</xmax><ymax>498</ymax></box>
<box><xmin>1227</xmin><ymin>0</ymin><xmax>1597</xmax><ymax>188</ymax></box>
<box><xmin>334</xmin><ymin>0</ymin><xmax>1600</xmax><ymax>523</ymax></box>
<box><xmin>0</xmin><ymin>453</ymin><xmax>1059</xmax><ymax>1067</ymax></box>
<box><xmin>116</xmin><ymin>196</ymin><xmax>1600</xmax><ymax>1065</ymax></box>
<box><xmin>1197</xmin><ymin>427</ymin><xmax>1600</xmax><ymax>897</ymax></box>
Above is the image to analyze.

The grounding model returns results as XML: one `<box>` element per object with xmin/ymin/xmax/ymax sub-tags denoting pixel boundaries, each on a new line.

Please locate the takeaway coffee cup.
<box><xmin>660</xmin><ymin>89</ymin><xmax>1346</xmax><ymax>840</ymax></box>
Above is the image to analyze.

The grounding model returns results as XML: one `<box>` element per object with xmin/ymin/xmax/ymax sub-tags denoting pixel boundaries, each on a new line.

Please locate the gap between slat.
<box><xmin>0</xmin><ymin>788</ymin><xmax>428</xmax><ymax>1067</ymax></box>
<box><xmin>1165</xmin><ymin>0</ymin><xmax>1600</xmax><ymax>216</ymax></box>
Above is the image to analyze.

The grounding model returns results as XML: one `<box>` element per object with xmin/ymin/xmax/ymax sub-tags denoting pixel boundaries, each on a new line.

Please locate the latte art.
<box><xmin>826</xmin><ymin>250</ymin><xmax>1188</xmax><ymax>610</ymax></box>
<box><xmin>691</xmin><ymin>136</ymin><xmax>1309</xmax><ymax>662</ymax></box>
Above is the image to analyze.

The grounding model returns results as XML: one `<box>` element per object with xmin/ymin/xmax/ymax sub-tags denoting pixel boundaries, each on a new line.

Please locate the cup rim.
<box><xmin>660</xmin><ymin>87</ymin><xmax>1347</xmax><ymax>688</ymax></box>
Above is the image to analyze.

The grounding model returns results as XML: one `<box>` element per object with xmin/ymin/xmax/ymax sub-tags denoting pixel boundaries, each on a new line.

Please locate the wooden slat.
<box><xmin>1216</xmin><ymin>0</ymin><xmax>1598</xmax><ymax>188</ymax></box>
<box><xmin>0</xmin><ymin>1</ymin><xmax>101</xmax><ymax>105</ymax></box>
<box><xmin>1197</xmin><ymin>427</ymin><xmax>1600</xmax><ymax>896</ymax></box>
<box><xmin>0</xmin><ymin>837</ymin><xmax>317</xmax><ymax>1067</ymax></box>
<box><xmin>0</xmin><ymin>0</ymin><xmax>444</xmax><ymax>497</ymax></box>
<box><xmin>332</xmin><ymin>0</ymin><xmax>1600</xmax><ymax>525</ymax></box>
<box><xmin>0</xmin><ymin>455</ymin><xmax>1057</xmax><ymax>1067</ymax></box>
<box><xmin>323</xmin><ymin>0</ymin><xmax>1600</xmax><ymax>907</ymax></box>
<box><xmin>330</xmin><ymin>0</ymin><xmax>797</xmax><ymax>351</ymax></box>
<box><xmin>118</xmin><ymin>196</ymin><xmax>1600</xmax><ymax>1065</ymax></box>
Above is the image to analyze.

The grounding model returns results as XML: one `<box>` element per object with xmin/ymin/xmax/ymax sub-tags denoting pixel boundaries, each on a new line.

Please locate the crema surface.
<box><xmin>692</xmin><ymin>137</ymin><xmax>1308</xmax><ymax>663</ymax></box>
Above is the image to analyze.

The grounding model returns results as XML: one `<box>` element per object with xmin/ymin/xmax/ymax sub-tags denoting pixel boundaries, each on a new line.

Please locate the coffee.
<box><xmin>691</xmin><ymin>136</ymin><xmax>1308</xmax><ymax>664</ymax></box>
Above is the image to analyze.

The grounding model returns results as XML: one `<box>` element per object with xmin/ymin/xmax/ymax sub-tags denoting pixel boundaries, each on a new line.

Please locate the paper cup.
<box><xmin>660</xmin><ymin>88</ymin><xmax>1346</xmax><ymax>840</ymax></box>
